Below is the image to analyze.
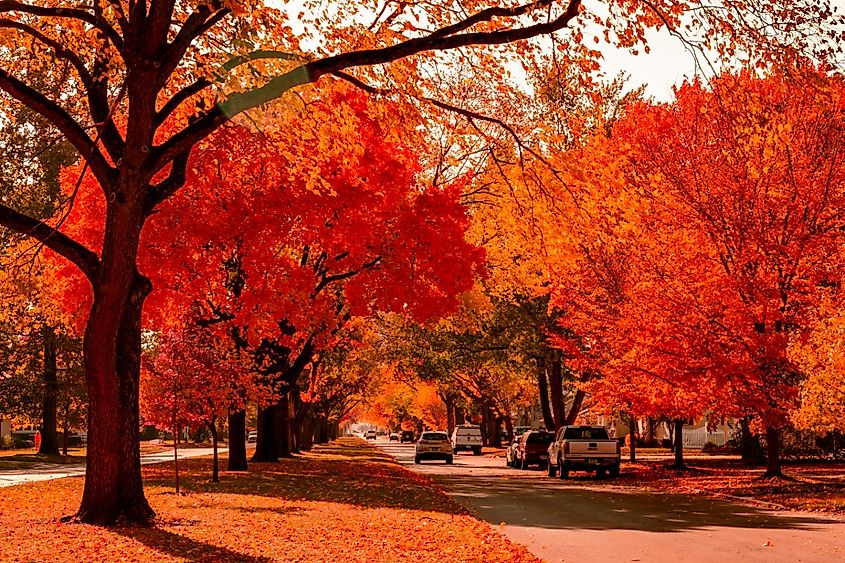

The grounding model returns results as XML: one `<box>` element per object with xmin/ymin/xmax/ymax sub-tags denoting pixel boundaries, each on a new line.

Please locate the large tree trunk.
<box><xmin>298</xmin><ymin>410</ymin><xmax>315</xmax><ymax>451</ymax></box>
<box><xmin>547</xmin><ymin>351</ymin><xmax>565</xmax><ymax>431</ymax></box>
<box><xmin>503</xmin><ymin>415</ymin><xmax>513</xmax><ymax>443</ymax></box>
<box><xmin>39</xmin><ymin>325</ymin><xmax>60</xmax><ymax>456</ymax></box>
<box><xmin>315</xmin><ymin>416</ymin><xmax>329</xmax><ymax>444</ymax></box>
<box><xmin>537</xmin><ymin>356</ymin><xmax>554</xmax><ymax>431</ymax></box>
<box><xmin>276</xmin><ymin>394</ymin><xmax>292</xmax><ymax>457</ymax></box>
<box><xmin>764</xmin><ymin>426</ymin><xmax>782</xmax><ymax>477</ymax></box>
<box><xmin>227</xmin><ymin>409</ymin><xmax>248</xmax><ymax>471</ymax></box>
<box><xmin>289</xmin><ymin>389</ymin><xmax>300</xmax><ymax>454</ymax></box>
<box><xmin>484</xmin><ymin>404</ymin><xmax>499</xmax><ymax>447</ymax></box>
<box><xmin>739</xmin><ymin>416</ymin><xmax>764</xmax><ymax>464</ymax></box>
<box><xmin>252</xmin><ymin>405</ymin><xmax>278</xmax><ymax>462</ymax></box>
<box><xmin>455</xmin><ymin>407</ymin><xmax>466</xmax><ymax>425</ymax></box>
<box><xmin>77</xmin><ymin>272</ymin><xmax>154</xmax><ymax>524</ymax></box>
<box><xmin>673</xmin><ymin>418</ymin><xmax>685</xmax><ymax>469</ymax></box>
<box><xmin>564</xmin><ymin>389</ymin><xmax>586</xmax><ymax>426</ymax></box>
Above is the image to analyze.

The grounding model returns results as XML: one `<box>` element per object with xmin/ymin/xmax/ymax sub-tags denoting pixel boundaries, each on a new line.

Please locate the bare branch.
<box><xmin>0</xmin><ymin>1</ymin><xmax>124</xmax><ymax>53</ymax></box>
<box><xmin>0</xmin><ymin>18</ymin><xmax>124</xmax><ymax>162</ymax></box>
<box><xmin>0</xmin><ymin>69</ymin><xmax>114</xmax><ymax>189</ymax></box>
<box><xmin>151</xmin><ymin>0</ymin><xmax>583</xmax><ymax>173</ymax></box>
<box><xmin>0</xmin><ymin>203</ymin><xmax>99</xmax><ymax>281</ymax></box>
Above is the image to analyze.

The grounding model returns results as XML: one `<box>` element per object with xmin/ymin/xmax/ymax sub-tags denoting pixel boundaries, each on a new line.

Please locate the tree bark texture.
<box><xmin>39</xmin><ymin>325</ymin><xmax>60</xmax><ymax>456</ymax></box>
<box><xmin>673</xmin><ymin>418</ymin><xmax>685</xmax><ymax>469</ymax></box>
<box><xmin>226</xmin><ymin>409</ymin><xmax>247</xmax><ymax>471</ymax></box>
<box><xmin>564</xmin><ymin>389</ymin><xmax>585</xmax><ymax>426</ymax></box>
<box><xmin>765</xmin><ymin>426</ymin><xmax>782</xmax><ymax>477</ymax></box>
<box><xmin>252</xmin><ymin>405</ymin><xmax>278</xmax><ymax>462</ymax></box>
<box><xmin>537</xmin><ymin>356</ymin><xmax>555</xmax><ymax>431</ymax></box>
<box><xmin>547</xmin><ymin>351</ymin><xmax>565</xmax><ymax>430</ymax></box>
<box><xmin>78</xmin><ymin>272</ymin><xmax>154</xmax><ymax>524</ymax></box>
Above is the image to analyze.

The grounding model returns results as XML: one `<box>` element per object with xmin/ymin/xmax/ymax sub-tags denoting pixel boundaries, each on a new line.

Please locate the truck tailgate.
<box><xmin>567</xmin><ymin>440</ymin><xmax>617</xmax><ymax>457</ymax></box>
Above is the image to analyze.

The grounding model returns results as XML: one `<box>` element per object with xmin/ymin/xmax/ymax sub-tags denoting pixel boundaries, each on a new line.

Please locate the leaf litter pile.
<box><xmin>0</xmin><ymin>438</ymin><xmax>538</xmax><ymax>562</ymax></box>
<box><xmin>615</xmin><ymin>458</ymin><xmax>845</xmax><ymax>513</ymax></box>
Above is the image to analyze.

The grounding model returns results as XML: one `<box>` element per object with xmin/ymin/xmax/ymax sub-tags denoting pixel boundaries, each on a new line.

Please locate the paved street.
<box><xmin>0</xmin><ymin>447</ymin><xmax>224</xmax><ymax>488</ymax></box>
<box><xmin>378</xmin><ymin>440</ymin><xmax>845</xmax><ymax>562</ymax></box>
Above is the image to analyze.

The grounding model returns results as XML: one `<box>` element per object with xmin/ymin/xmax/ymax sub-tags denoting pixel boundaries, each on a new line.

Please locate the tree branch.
<box><xmin>312</xmin><ymin>256</ymin><xmax>382</xmax><ymax>297</ymax></box>
<box><xmin>0</xmin><ymin>18</ymin><xmax>124</xmax><ymax>162</ymax></box>
<box><xmin>0</xmin><ymin>1</ymin><xmax>124</xmax><ymax>53</ymax></box>
<box><xmin>0</xmin><ymin>69</ymin><xmax>114</xmax><ymax>189</ymax></box>
<box><xmin>155</xmin><ymin>50</ymin><xmax>308</xmax><ymax>128</ymax></box>
<box><xmin>144</xmin><ymin>150</ymin><xmax>190</xmax><ymax>214</ymax></box>
<box><xmin>158</xmin><ymin>3</ymin><xmax>228</xmax><ymax>88</ymax></box>
<box><xmin>0</xmin><ymin>203</ymin><xmax>99</xmax><ymax>281</ymax></box>
<box><xmin>151</xmin><ymin>0</ymin><xmax>582</xmax><ymax>173</ymax></box>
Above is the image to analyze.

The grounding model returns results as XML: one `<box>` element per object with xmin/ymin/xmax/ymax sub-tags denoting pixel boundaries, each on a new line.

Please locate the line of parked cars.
<box><xmin>389</xmin><ymin>422</ymin><xmax>620</xmax><ymax>479</ymax></box>
<box><xmin>506</xmin><ymin>425</ymin><xmax>621</xmax><ymax>478</ymax></box>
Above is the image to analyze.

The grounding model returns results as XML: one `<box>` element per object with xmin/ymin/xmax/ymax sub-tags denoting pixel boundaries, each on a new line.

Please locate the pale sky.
<box><xmin>598</xmin><ymin>0</ymin><xmax>845</xmax><ymax>101</ymax></box>
<box><xmin>276</xmin><ymin>1</ymin><xmax>845</xmax><ymax>102</ymax></box>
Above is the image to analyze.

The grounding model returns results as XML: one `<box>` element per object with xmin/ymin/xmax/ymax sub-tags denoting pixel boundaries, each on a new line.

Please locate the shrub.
<box><xmin>780</xmin><ymin>428</ymin><xmax>825</xmax><ymax>460</ymax></box>
<box><xmin>701</xmin><ymin>441</ymin><xmax>719</xmax><ymax>453</ymax></box>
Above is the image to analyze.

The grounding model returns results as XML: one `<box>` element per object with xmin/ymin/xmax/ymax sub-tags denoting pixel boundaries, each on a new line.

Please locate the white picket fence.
<box><xmin>682</xmin><ymin>427</ymin><xmax>727</xmax><ymax>448</ymax></box>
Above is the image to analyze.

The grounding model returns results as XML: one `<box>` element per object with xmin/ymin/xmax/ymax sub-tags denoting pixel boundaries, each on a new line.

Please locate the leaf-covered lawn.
<box><xmin>0</xmin><ymin>438</ymin><xmax>538</xmax><ymax>562</ymax></box>
<box><xmin>0</xmin><ymin>451</ymin><xmax>86</xmax><ymax>464</ymax></box>
<box><xmin>615</xmin><ymin>458</ymin><xmax>845</xmax><ymax>513</ymax></box>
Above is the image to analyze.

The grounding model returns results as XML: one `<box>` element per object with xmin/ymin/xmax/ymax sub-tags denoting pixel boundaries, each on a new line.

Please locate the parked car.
<box><xmin>514</xmin><ymin>430</ymin><xmax>555</xmax><ymax>469</ymax></box>
<box><xmin>415</xmin><ymin>431</ymin><xmax>453</xmax><ymax>464</ymax></box>
<box><xmin>505</xmin><ymin>437</ymin><xmax>520</xmax><ymax>467</ymax></box>
<box><xmin>389</xmin><ymin>432</ymin><xmax>399</xmax><ymax>441</ymax></box>
<box><xmin>364</xmin><ymin>430</ymin><xmax>377</xmax><ymax>440</ymax></box>
<box><xmin>451</xmin><ymin>424</ymin><xmax>482</xmax><ymax>455</ymax></box>
<box><xmin>247</xmin><ymin>431</ymin><xmax>257</xmax><ymax>444</ymax></box>
<box><xmin>400</xmin><ymin>430</ymin><xmax>415</xmax><ymax>443</ymax></box>
<box><xmin>505</xmin><ymin>427</ymin><xmax>530</xmax><ymax>466</ymax></box>
<box><xmin>547</xmin><ymin>425</ymin><xmax>621</xmax><ymax>478</ymax></box>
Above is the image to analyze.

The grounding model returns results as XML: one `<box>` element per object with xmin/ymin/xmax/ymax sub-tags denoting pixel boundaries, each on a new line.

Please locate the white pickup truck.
<box><xmin>451</xmin><ymin>424</ymin><xmax>483</xmax><ymax>455</ymax></box>
<box><xmin>547</xmin><ymin>425</ymin><xmax>621</xmax><ymax>478</ymax></box>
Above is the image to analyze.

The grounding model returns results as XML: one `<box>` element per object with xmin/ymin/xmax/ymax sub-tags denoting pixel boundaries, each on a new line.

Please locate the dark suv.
<box><xmin>400</xmin><ymin>430</ymin><xmax>415</xmax><ymax>443</ymax></box>
<box><xmin>514</xmin><ymin>430</ymin><xmax>555</xmax><ymax>469</ymax></box>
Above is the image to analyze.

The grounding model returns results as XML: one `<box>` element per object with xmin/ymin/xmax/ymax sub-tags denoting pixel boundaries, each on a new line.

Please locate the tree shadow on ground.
<box><xmin>433</xmin><ymin>472</ymin><xmax>842</xmax><ymax>533</ymax></box>
<box><xmin>116</xmin><ymin>525</ymin><xmax>272</xmax><ymax>562</ymax></box>
<box><xmin>142</xmin><ymin>440</ymin><xmax>466</xmax><ymax>516</ymax></box>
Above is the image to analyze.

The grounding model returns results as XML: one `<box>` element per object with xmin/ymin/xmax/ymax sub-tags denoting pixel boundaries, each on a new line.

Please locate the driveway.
<box><xmin>378</xmin><ymin>441</ymin><xmax>845</xmax><ymax>562</ymax></box>
<box><xmin>0</xmin><ymin>447</ymin><xmax>224</xmax><ymax>488</ymax></box>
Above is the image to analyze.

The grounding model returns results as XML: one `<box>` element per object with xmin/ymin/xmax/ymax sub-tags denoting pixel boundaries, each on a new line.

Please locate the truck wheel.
<box><xmin>472</xmin><ymin>447</ymin><xmax>481</xmax><ymax>456</ymax></box>
<box><xmin>609</xmin><ymin>463</ymin><xmax>620</xmax><ymax>478</ymax></box>
<box><xmin>446</xmin><ymin>456</ymin><xmax>454</xmax><ymax>464</ymax></box>
<box><xmin>558</xmin><ymin>459</ymin><xmax>569</xmax><ymax>479</ymax></box>
<box><xmin>548</xmin><ymin>463</ymin><xmax>557</xmax><ymax>477</ymax></box>
<box><xmin>414</xmin><ymin>456</ymin><xmax>421</xmax><ymax>464</ymax></box>
<box><xmin>597</xmin><ymin>468</ymin><xmax>607</xmax><ymax>479</ymax></box>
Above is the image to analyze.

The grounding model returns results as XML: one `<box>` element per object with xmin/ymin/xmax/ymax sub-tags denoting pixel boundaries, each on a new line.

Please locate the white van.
<box><xmin>451</xmin><ymin>424</ymin><xmax>482</xmax><ymax>455</ymax></box>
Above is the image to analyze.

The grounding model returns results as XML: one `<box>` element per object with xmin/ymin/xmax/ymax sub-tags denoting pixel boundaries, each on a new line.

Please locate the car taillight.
<box><xmin>563</xmin><ymin>441</ymin><xmax>570</xmax><ymax>455</ymax></box>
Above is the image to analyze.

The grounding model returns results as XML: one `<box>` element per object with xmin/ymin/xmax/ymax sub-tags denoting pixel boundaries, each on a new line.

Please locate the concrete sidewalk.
<box><xmin>0</xmin><ymin>447</ymin><xmax>224</xmax><ymax>488</ymax></box>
